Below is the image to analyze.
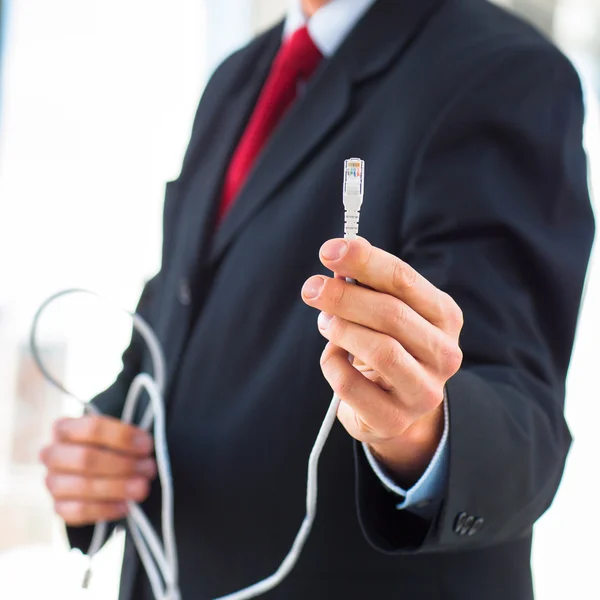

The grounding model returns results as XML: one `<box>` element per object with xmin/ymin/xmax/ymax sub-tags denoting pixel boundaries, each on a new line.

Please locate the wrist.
<box><xmin>368</xmin><ymin>406</ymin><xmax>444</xmax><ymax>488</ymax></box>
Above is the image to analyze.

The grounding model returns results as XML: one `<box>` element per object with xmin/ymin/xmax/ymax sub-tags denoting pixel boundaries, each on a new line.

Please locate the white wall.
<box><xmin>0</xmin><ymin>1</ymin><xmax>208</xmax><ymax>597</ymax></box>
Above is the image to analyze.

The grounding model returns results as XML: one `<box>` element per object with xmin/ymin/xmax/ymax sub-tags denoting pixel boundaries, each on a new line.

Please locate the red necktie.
<box><xmin>218</xmin><ymin>26</ymin><xmax>323</xmax><ymax>221</ymax></box>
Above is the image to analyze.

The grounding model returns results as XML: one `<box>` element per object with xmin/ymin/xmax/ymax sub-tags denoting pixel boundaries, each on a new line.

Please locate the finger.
<box><xmin>318</xmin><ymin>238</ymin><xmax>463</xmax><ymax>333</ymax></box>
<box><xmin>41</xmin><ymin>443</ymin><xmax>157</xmax><ymax>478</ymax></box>
<box><xmin>318</xmin><ymin>315</ymin><xmax>435</xmax><ymax>410</ymax></box>
<box><xmin>53</xmin><ymin>416</ymin><xmax>153</xmax><ymax>457</ymax></box>
<box><xmin>45</xmin><ymin>474</ymin><xmax>150</xmax><ymax>503</ymax></box>
<box><xmin>337</xmin><ymin>399</ymin><xmax>384</xmax><ymax>444</ymax></box>
<box><xmin>54</xmin><ymin>500</ymin><xmax>130</xmax><ymax>526</ymax></box>
<box><xmin>303</xmin><ymin>275</ymin><xmax>454</xmax><ymax>367</ymax></box>
<box><xmin>320</xmin><ymin>342</ymin><xmax>410</xmax><ymax>437</ymax></box>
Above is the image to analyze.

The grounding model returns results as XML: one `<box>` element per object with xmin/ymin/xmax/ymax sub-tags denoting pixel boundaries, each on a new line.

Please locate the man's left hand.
<box><xmin>301</xmin><ymin>237</ymin><xmax>463</xmax><ymax>487</ymax></box>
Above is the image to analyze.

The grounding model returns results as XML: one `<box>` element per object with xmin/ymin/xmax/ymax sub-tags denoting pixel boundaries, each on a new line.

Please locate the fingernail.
<box><xmin>133</xmin><ymin>433</ymin><xmax>153</xmax><ymax>451</ymax></box>
<box><xmin>321</xmin><ymin>239</ymin><xmax>348</xmax><ymax>261</ymax></box>
<box><xmin>302</xmin><ymin>276</ymin><xmax>325</xmax><ymax>299</ymax></box>
<box><xmin>318</xmin><ymin>312</ymin><xmax>333</xmax><ymax>330</ymax></box>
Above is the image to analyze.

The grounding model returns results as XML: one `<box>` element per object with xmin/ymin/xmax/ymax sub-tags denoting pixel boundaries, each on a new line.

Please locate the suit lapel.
<box><xmin>210</xmin><ymin>0</ymin><xmax>446</xmax><ymax>264</ymax></box>
<box><xmin>210</xmin><ymin>61</ymin><xmax>351</xmax><ymax>263</ymax></box>
<box><xmin>174</xmin><ymin>26</ymin><xmax>283</xmax><ymax>274</ymax></box>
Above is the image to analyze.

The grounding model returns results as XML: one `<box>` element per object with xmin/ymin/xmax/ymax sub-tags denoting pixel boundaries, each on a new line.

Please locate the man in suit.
<box><xmin>40</xmin><ymin>0</ymin><xmax>595</xmax><ymax>598</ymax></box>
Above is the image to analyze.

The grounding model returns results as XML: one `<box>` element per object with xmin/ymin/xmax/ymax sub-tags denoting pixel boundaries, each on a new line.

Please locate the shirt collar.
<box><xmin>283</xmin><ymin>0</ymin><xmax>377</xmax><ymax>58</ymax></box>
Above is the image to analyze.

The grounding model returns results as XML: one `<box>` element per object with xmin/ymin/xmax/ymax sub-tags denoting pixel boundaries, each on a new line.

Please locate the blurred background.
<box><xmin>0</xmin><ymin>0</ymin><xmax>598</xmax><ymax>598</ymax></box>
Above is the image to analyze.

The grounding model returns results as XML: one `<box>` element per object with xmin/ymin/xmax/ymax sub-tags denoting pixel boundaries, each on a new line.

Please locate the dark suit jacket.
<box><xmin>68</xmin><ymin>0</ymin><xmax>595</xmax><ymax>598</ymax></box>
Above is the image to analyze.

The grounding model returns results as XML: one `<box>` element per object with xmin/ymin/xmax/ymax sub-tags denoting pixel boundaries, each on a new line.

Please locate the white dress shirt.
<box><xmin>283</xmin><ymin>0</ymin><xmax>450</xmax><ymax>515</ymax></box>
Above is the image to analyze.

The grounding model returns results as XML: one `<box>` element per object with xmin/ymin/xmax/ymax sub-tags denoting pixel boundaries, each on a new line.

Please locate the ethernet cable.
<box><xmin>31</xmin><ymin>292</ymin><xmax>180</xmax><ymax>600</ymax></box>
<box><xmin>30</xmin><ymin>158</ymin><xmax>365</xmax><ymax>600</ymax></box>
<box><xmin>213</xmin><ymin>158</ymin><xmax>366</xmax><ymax>600</ymax></box>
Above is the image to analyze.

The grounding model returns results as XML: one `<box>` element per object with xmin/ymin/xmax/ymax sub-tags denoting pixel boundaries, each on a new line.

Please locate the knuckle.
<box><xmin>123</xmin><ymin>425</ymin><xmax>141</xmax><ymax>449</ymax></box>
<box><xmin>379</xmin><ymin>300</ymin><xmax>408</xmax><ymax>331</ymax></box>
<box><xmin>320</xmin><ymin>353</ymin><xmax>338</xmax><ymax>380</ymax></box>
<box><xmin>353</xmin><ymin>412</ymin><xmax>376</xmax><ymax>437</ymax></box>
<box><xmin>372</xmin><ymin>339</ymin><xmax>402</xmax><ymax>372</ymax></box>
<box><xmin>392</xmin><ymin>261</ymin><xmax>417</xmax><ymax>291</ymax></box>
<box><xmin>335</xmin><ymin>373</ymin><xmax>358</xmax><ymax>399</ymax></box>
<box><xmin>324</xmin><ymin>363</ymin><xmax>357</xmax><ymax>399</ymax></box>
<box><xmin>437</xmin><ymin>338</ymin><xmax>463</xmax><ymax>375</ymax></box>
<box><xmin>43</xmin><ymin>445</ymin><xmax>59</xmax><ymax>469</ymax></box>
<box><xmin>358</xmin><ymin>239</ymin><xmax>373</xmax><ymax>267</ymax></box>
<box><xmin>121</xmin><ymin>456</ymin><xmax>137</xmax><ymax>475</ymax></box>
<box><xmin>74</xmin><ymin>447</ymin><xmax>96</xmax><ymax>471</ymax></box>
<box><xmin>448</xmin><ymin>346</ymin><xmax>463</xmax><ymax>375</ymax></box>
<box><xmin>116</xmin><ymin>418</ymin><xmax>137</xmax><ymax>441</ymax></box>
<box><xmin>110</xmin><ymin>422</ymin><xmax>131</xmax><ymax>449</ymax></box>
<box><xmin>421</xmin><ymin>383</ymin><xmax>444</xmax><ymax>412</ymax></box>
<box><xmin>331</xmin><ymin>280</ymin><xmax>347</xmax><ymax>309</ymax></box>
<box><xmin>78</xmin><ymin>477</ymin><xmax>94</xmax><ymax>498</ymax></box>
<box><xmin>319</xmin><ymin>348</ymin><xmax>331</xmax><ymax>368</ymax></box>
<box><xmin>53</xmin><ymin>418</ymin><xmax>72</xmax><ymax>441</ymax></box>
<box><xmin>49</xmin><ymin>475</ymin><xmax>82</xmax><ymax>499</ymax></box>
<box><xmin>39</xmin><ymin>445</ymin><xmax>51</xmax><ymax>466</ymax></box>
<box><xmin>91</xmin><ymin>479</ymin><xmax>109</xmax><ymax>500</ymax></box>
<box><xmin>71</xmin><ymin>503</ymin><xmax>88</xmax><ymax>523</ymax></box>
<box><xmin>91</xmin><ymin>478</ymin><xmax>118</xmax><ymax>501</ymax></box>
<box><xmin>326</xmin><ymin>315</ymin><xmax>344</xmax><ymax>340</ymax></box>
<box><xmin>83</xmin><ymin>417</ymin><xmax>103</xmax><ymax>441</ymax></box>
<box><xmin>108</xmin><ymin>479</ymin><xmax>129</xmax><ymax>501</ymax></box>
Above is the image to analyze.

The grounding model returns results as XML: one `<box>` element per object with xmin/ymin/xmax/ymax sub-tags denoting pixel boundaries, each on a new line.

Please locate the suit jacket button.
<box><xmin>454</xmin><ymin>512</ymin><xmax>468</xmax><ymax>534</ymax></box>
<box><xmin>468</xmin><ymin>517</ymin><xmax>484</xmax><ymax>536</ymax></box>
<box><xmin>459</xmin><ymin>515</ymin><xmax>475</xmax><ymax>535</ymax></box>
<box><xmin>178</xmin><ymin>278</ymin><xmax>192</xmax><ymax>305</ymax></box>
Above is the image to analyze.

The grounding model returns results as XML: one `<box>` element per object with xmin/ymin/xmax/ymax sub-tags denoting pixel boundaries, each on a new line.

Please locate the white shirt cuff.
<box><xmin>362</xmin><ymin>395</ymin><xmax>449</xmax><ymax>517</ymax></box>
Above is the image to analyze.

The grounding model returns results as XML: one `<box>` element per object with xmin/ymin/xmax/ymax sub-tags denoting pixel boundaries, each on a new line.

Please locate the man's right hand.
<box><xmin>41</xmin><ymin>416</ymin><xmax>156</xmax><ymax>526</ymax></box>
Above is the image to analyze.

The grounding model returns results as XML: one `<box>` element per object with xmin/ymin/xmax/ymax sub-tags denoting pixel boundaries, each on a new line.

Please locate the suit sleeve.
<box><xmin>355</xmin><ymin>44</ymin><xmax>595</xmax><ymax>553</ymax></box>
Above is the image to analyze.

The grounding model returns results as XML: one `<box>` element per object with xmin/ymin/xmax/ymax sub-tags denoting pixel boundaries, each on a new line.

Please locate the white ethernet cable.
<box><xmin>30</xmin><ymin>158</ymin><xmax>365</xmax><ymax>600</ymax></box>
<box><xmin>31</xmin><ymin>291</ymin><xmax>180</xmax><ymax>600</ymax></box>
<box><xmin>215</xmin><ymin>161</ymin><xmax>365</xmax><ymax>600</ymax></box>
